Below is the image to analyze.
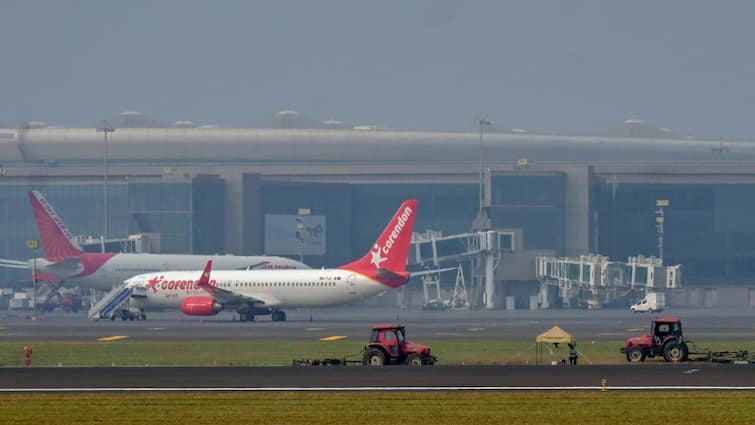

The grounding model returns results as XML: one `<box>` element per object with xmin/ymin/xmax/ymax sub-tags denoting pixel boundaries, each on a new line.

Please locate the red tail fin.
<box><xmin>338</xmin><ymin>199</ymin><xmax>417</xmax><ymax>288</ymax></box>
<box><xmin>28</xmin><ymin>191</ymin><xmax>83</xmax><ymax>259</ymax></box>
<box><xmin>196</xmin><ymin>261</ymin><xmax>214</xmax><ymax>295</ymax></box>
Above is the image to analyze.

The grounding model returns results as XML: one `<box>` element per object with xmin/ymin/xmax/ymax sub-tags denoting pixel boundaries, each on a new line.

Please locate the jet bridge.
<box><xmin>535</xmin><ymin>254</ymin><xmax>682</xmax><ymax>309</ymax></box>
<box><xmin>410</xmin><ymin>230</ymin><xmax>513</xmax><ymax>309</ymax></box>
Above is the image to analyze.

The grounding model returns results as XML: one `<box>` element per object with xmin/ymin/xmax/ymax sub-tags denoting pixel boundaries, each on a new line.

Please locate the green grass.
<box><xmin>1</xmin><ymin>392</ymin><xmax>753</xmax><ymax>425</ymax></box>
<box><xmin>2</xmin><ymin>338</ymin><xmax>754</xmax><ymax>367</ymax></box>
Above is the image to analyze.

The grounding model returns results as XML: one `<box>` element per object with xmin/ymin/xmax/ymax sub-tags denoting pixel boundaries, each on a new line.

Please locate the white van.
<box><xmin>630</xmin><ymin>292</ymin><xmax>665</xmax><ymax>313</ymax></box>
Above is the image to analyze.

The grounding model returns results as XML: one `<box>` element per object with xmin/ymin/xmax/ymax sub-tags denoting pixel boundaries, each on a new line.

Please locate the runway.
<box><xmin>1</xmin><ymin>365</ymin><xmax>754</xmax><ymax>391</ymax></box>
<box><xmin>2</xmin><ymin>307</ymin><xmax>755</xmax><ymax>341</ymax></box>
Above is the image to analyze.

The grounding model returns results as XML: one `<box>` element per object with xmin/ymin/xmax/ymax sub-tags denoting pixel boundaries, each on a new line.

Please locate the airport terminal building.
<box><xmin>2</xmin><ymin>123</ymin><xmax>755</xmax><ymax>308</ymax></box>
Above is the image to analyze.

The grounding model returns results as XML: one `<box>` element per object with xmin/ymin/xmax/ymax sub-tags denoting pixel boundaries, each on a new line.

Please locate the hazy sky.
<box><xmin>2</xmin><ymin>1</ymin><xmax>755</xmax><ymax>137</ymax></box>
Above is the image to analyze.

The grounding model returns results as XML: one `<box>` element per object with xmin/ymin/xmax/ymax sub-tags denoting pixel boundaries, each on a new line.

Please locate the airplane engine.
<box><xmin>181</xmin><ymin>296</ymin><xmax>222</xmax><ymax>316</ymax></box>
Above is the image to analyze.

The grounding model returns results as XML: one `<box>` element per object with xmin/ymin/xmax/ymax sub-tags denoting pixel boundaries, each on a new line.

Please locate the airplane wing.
<box><xmin>195</xmin><ymin>261</ymin><xmax>281</xmax><ymax>307</ymax></box>
<box><xmin>200</xmin><ymin>284</ymin><xmax>281</xmax><ymax>307</ymax></box>
<box><xmin>410</xmin><ymin>267</ymin><xmax>457</xmax><ymax>278</ymax></box>
<box><xmin>0</xmin><ymin>259</ymin><xmax>30</xmax><ymax>269</ymax></box>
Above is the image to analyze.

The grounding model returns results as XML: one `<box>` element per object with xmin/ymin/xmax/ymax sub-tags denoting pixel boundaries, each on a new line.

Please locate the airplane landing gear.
<box><xmin>237</xmin><ymin>307</ymin><xmax>255</xmax><ymax>322</ymax></box>
<box><xmin>271</xmin><ymin>310</ymin><xmax>287</xmax><ymax>322</ymax></box>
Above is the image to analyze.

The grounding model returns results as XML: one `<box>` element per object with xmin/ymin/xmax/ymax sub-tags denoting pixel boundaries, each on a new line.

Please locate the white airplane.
<box><xmin>125</xmin><ymin>199</ymin><xmax>419</xmax><ymax>321</ymax></box>
<box><xmin>0</xmin><ymin>191</ymin><xmax>309</xmax><ymax>292</ymax></box>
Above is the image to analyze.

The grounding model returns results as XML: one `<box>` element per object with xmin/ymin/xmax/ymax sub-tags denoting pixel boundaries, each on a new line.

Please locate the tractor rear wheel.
<box><xmin>405</xmin><ymin>354</ymin><xmax>423</xmax><ymax>366</ymax></box>
<box><xmin>363</xmin><ymin>348</ymin><xmax>386</xmax><ymax>366</ymax></box>
<box><xmin>663</xmin><ymin>341</ymin><xmax>689</xmax><ymax>362</ymax></box>
<box><xmin>626</xmin><ymin>347</ymin><xmax>646</xmax><ymax>363</ymax></box>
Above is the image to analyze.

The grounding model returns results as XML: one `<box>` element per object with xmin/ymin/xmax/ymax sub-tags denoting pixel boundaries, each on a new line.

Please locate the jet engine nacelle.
<box><xmin>181</xmin><ymin>296</ymin><xmax>222</xmax><ymax>316</ymax></box>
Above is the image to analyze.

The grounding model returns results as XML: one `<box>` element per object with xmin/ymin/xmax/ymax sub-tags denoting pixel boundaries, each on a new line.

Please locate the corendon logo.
<box><xmin>148</xmin><ymin>276</ymin><xmax>163</xmax><ymax>293</ymax></box>
<box><xmin>369</xmin><ymin>205</ymin><xmax>413</xmax><ymax>269</ymax></box>
<box><xmin>147</xmin><ymin>275</ymin><xmax>217</xmax><ymax>293</ymax></box>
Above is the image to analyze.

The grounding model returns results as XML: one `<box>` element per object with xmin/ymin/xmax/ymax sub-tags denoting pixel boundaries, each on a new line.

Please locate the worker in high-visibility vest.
<box><xmin>23</xmin><ymin>345</ymin><xmax>32</xmax><ymax>367</ymax></box>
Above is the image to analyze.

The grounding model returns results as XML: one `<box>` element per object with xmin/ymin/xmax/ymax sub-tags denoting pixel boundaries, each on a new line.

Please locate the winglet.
<box><xmin>196</xmin><ymin>261</ymin><xmax>214</xmax><ymax>295</ymax></box>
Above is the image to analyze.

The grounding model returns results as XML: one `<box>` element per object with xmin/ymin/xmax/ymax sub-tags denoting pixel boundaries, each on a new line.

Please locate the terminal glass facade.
<box><xmin>260</xmin><ymin>182</ymin><xmax>478</xmax><ymax>267</ymax></box>
<box><xmin>595</xmin><ymin>182</ymin><xmax>755</xmax><ymax>285</ymax></box>
<box><xmin>489</xmin><ymin>174</ymin><xmax>565</xmax><ymax>251</ymax></box>
<box><xmin>0</xmin><ymin>183</ymin><xmax>128</xmax><ymax>284</ymax></box>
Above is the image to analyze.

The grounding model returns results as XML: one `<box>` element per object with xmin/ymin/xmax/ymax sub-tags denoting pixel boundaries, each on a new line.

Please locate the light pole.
<box><xmin>27</xmin><ymin>240</ymin><xmax>38</xmax><ymax>316</ymax></box>
<box><xmin>476</xmin><ymin>119</ymin><xmax>491</xmax><ymax>211</ymax></box>
<box><xmin>296</xmin><ymin>208</ymin><xmax>310</xmax><ymax>263</ymax></box>
<box><xmin>97</xmin><ymin>122</ymin><xmax>115</xmax><ymax>246</ymax></box>
<box><xmin>655</xmin><ymin>199</ymin><xmax>668</xmax><ymax>265</ymax></box>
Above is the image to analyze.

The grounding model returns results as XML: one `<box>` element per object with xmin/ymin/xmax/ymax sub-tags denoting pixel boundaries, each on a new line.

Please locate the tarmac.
<box><xmin>1</xmin><ymin>306</ymin><xmax>754</xmax><ymax>341</ymax></box>
<box><xmin>2</xmin><ymin>306</ymin><xmax>754</xmax><ymax>391</ymax></box>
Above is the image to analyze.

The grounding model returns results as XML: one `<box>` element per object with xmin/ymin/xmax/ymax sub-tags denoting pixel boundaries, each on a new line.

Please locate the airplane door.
<box><xmin>131</xmin><ymin>276</ymin><xmax>148</xmax><ymax>298</ymax></box>
<box><xmin>347</xmin><ymin>274</ymin><xmax>357</xmax><ymax>295</ymax></box>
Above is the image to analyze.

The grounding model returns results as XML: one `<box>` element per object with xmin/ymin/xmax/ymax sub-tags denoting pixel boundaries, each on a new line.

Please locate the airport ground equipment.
<box><xmin>621</xmin><ymin>317</ymin><xmax>755</xmax><ymax>364</ymax></box>
<box><xmin>630</xmin><ymin>292</ymin><xmax>665</xmax><ymax>313</ymax></box>
<box><xmin>536</xmin><ymin>254</ymin><xmax>681</xmax><ymax>309</ymax></box>
<box><xmin>88</xmin><ymin>281</ymin><xmax>145</xmax><ymax>320</ymax></box>
<box><xmin>419</xmin><ymin>265</ymin><xmax>469</xmax><ymax>310</ymax></box>
<box><xmin>412</xmin><ymin>230</ymin><xmax>510</xmax><ymax>309</ymax></box>
<box><xmin>621</xmin><ymin>317</ymin><xmax>689</xmax><ymax>363</ymax></box>
<box><xmin>687</xmin><ymin>350</ymin><xmax>755</xmax><ymax>364</ymax></box>
<box><xmin>293</xmin><ymin>324</ymin><xmax>436</xmax><ymax>366</ymax></box>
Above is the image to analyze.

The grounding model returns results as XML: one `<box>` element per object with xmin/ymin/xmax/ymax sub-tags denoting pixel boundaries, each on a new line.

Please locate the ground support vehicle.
<box><xmin>294</xmin><ymin>323</ymin><xmax>436</xmax><ymax>366</ymax></box>
<box><xmin>630</xmin><ymin>292</ymin><xmax>665</xmax><ymax>313</ymax></box>
<box><xmin>110</xmin><ymin>307</ymin><xmax>147</xmax><ymax>321</ymax></box>
<box><xmin>621</xmin><ymin>317</ymin><xmax>689</xmax><ymax>362</ymax></box>
<box><xmin>621</xmin><ymin>317</ymin><xmax>755</xmax><ymax>364</ymax></box>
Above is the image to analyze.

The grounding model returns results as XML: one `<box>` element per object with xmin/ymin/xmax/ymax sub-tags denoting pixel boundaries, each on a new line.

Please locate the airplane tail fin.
<box><xmin>196</xmin><ymin>261</ymin><xmax>214</xmax><ymax>294</ymax></box>
<box><xmin>338</xmin><ymin>199</ymin><xmax>417</xmax><ymax>288</ymax></box>
<box><xmin>28</xmin><ymin>191</ymin><xmax>84</xmax><ymax>259</ymax></box>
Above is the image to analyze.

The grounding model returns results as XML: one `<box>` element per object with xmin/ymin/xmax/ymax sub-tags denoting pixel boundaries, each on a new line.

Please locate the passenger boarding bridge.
<box><xmin>535</xmin><ymin>254</ymin><xmax>682</xmax><ymax>308</ymax></box>
<box><xmin>410</xmin><ymin>230</ymin><xmax>514</xmax><ymax>309</ymax></box>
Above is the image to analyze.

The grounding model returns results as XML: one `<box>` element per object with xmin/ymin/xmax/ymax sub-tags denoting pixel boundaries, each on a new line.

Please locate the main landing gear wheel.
<box><xmin>238</xmin><ymin>311</ymin><xmax>255</xmax><ymax>322</ymax></box>
<box><xmin>363</xmin><ymin>348</ymin><xmax>385</xmax><ymax>366</ymax></box>
<box><xmin>271</xmin><ymin>311</ymin><xmax>287</xmax><ymax>322</ymax></box>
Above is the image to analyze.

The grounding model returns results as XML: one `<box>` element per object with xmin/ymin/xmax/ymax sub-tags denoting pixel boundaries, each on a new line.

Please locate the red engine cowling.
<box><xmin>181</xmin><ymin>296</ymin><xmax>222</xmax><ymax>316</ymax></box>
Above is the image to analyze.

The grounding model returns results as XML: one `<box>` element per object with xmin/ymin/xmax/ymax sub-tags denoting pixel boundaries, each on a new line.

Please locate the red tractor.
<box><xmin>362</xmin><ymin>323</ymin><xmax>436</xmax><ymax>366</ymax></box>
<box><xmin>621</xmin><ymin>316</ymin><xmax>690</xmax><ymax>363</ymax></box>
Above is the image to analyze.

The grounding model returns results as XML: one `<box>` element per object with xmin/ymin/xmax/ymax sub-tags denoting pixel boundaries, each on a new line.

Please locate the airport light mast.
<box><xmin>656</xmin><ymin>199</ymin><xmax>668</xmax><ymax>265</ymax></box>
<box><xmin>476</xmin><ymin>119</ymin><xmax>491</xmax><ymax>211</ymax></box>
<box><xmin>97</xmin><ymin>122</ymin><xmax>115</xmax><ymax>248</ymax></box>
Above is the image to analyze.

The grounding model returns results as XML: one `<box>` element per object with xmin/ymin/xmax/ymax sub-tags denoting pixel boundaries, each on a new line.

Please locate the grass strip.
<box><xmin>0</xmin><ymin>391</ymin><xmax>753</xmax><ymax>425</ymax></box>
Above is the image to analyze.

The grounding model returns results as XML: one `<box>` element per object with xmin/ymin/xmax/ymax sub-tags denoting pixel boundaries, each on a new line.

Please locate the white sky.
<box><xmin>2</xmin><ymin>0</ymin><xmax>754</xmax><ymax>138</ymax></box>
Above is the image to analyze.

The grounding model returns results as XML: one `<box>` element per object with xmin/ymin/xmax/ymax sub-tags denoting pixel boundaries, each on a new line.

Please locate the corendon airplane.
<box><xmin>125</xmin><ymin>199</ymin><xmax>419</xmax><ymax>322</ymax></box>
<box><xmin>0</xmin><ymin>191</ymin><xmax>309</xmax><ymax>292</ymax></box>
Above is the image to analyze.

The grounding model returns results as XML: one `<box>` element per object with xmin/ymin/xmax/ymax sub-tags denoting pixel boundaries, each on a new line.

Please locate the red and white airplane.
<box><xmin>0</xmin><ymin>191</ymin><xmax>308</xmax><ymax>292</ymax></box>
<box><xmin>125</xmin><ymin>199</ymin><xmax>418</xmax><ymax>321</ymax></box>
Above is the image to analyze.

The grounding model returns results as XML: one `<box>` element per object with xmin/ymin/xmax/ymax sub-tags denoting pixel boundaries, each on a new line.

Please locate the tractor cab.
<box><xmin>369</xmin><ymin>324</ymin><xmax>406</xmax><ymax>358</ymax></box>
<box><xmin>362</xmin><ymin>323</ymin><xmax>436</xmax><ymax>366</ymax></box>
<box><xmin>652</xmin><ymin>317</ymin><xmax>683</xmax><ymax>344</ymax></box>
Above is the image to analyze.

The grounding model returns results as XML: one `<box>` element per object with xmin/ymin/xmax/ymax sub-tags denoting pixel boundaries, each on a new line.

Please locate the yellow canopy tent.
<box><xmin>536</xmin><ymin>326</ymin><xmax>576</xmax><ymax>364</ymax></box>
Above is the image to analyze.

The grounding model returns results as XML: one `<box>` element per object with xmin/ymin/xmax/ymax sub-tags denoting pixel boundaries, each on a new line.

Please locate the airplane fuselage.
<box><xmin>32</xmin><ymin>254</ymin><xmax>308</xmax><ymax>291</ymax></box>
<box><xmin>128</xmin><ymin>269</ymin><xmax>388</xmax><ymax>310</ymax></box>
